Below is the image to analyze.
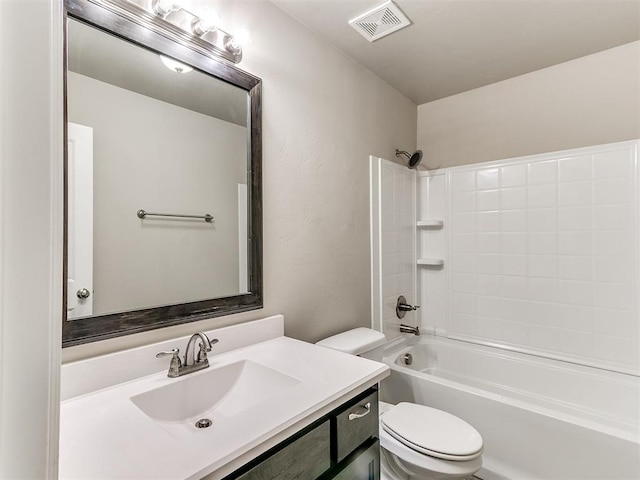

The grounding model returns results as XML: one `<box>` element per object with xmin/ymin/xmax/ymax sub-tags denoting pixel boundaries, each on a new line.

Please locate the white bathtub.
<box><xmin>379</xmin><ymin>335</ymin><xmax>640</xmax><ymax>480</ymax></box>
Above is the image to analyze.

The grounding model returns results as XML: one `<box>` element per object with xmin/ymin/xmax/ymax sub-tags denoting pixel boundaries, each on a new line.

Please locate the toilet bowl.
<box><xmin>317</xmin><ymin>328</ymin><xmax>483</xmax><ymax>480</ymax></box>
<box><xmin>378</xmin><ymin>401</ymin><xmax>482</xmax><ymax>480</ymax></box>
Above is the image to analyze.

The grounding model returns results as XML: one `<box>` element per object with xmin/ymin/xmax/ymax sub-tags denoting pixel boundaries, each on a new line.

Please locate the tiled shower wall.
<box><xmin>444</xmin><ymin>141</ymin><xmax>639</xmax><ymax>375</ymax></box>
<box><xmin>371</xmin><ymin>156</ymin><xmax>416</xmax><ymax>342</ymax></box>
<box><xmin>417</xmin><ymin>173</ymin><xmax>447</xmax><ymax>335</ymax></box>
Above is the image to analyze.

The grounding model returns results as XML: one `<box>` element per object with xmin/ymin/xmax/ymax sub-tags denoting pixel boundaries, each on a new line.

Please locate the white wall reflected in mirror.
<box><xmin>67</xmin><ymin>19</ymin><xmax>250</xmax><ymax>318</ymax></box>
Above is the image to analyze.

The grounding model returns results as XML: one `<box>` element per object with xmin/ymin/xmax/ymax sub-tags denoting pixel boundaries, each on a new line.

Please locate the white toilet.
<box><xmin>317</xmin><ymin>328</ymin><xmax>483</xmax><ymax>480</ymax></box>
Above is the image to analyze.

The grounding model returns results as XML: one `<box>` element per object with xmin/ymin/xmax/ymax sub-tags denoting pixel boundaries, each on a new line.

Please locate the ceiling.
<box><xmin>271</xmin><ymin>0</ymin><xmax>640</xmax><ymax>104</ymax></box>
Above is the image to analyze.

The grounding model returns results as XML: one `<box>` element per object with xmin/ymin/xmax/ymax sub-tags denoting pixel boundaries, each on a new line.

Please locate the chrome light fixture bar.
<box><xmin>86</xmin><ymin>0</ymin><xmax>244</xmax><ymax>64</ymax></box>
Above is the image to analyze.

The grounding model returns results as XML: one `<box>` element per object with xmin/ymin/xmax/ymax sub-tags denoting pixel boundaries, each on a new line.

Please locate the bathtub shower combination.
<box><xmin>371</xmin><ymin>140</ymin><xmax>640</xmax><ymax>480</ymax></box>
<box><xmin>380</xmin><ymin>335</ymin><xmax>639</xmax><ymax>479</ymax></box>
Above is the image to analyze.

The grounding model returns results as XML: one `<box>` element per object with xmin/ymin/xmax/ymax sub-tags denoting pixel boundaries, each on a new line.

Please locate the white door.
<box><xmin>238</xmin><ymin>183</ymin><xmax>248</xmax><ymax>293</ymax></box>
<box><xmin>67</xmin><ymin>122</ymin><xmax>94</xmax><ymax>318</ymax></box>
<box><xmin>370</xmin><ymin>156</ymin><xmax>417</xmax><ymax>341</ymax></box>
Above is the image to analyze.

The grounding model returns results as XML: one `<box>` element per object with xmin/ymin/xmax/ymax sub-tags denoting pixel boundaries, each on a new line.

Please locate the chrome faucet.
<box><xmin>156</xmin><ymin>332</ymin><xmax>219</xmax><ymax>378</ymax></box>
<box><xmin>399</xmin><ymin>324</ymin><xmax>420</xmax><ymax>336</ymax></box>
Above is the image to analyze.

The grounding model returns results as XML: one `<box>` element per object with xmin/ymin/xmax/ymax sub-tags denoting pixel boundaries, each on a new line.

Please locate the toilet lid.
<box><xmin>381</xmin><ymin>403</ymin><xmax>483</xmax><ymax>461</ymax></box>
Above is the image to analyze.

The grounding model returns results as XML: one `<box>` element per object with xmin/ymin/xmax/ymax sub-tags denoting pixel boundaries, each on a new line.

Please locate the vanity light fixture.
<box><xmin>145</xmin><ymin>0</ymin><xmax>246</xmax><ymax>64</ymax></box>
<box><xmin>159</xmin><ymin>55</ymin><xmax>193</xmax><ymax>73</ymax></box>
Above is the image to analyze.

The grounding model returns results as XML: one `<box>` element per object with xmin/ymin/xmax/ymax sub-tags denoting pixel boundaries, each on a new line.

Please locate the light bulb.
<box><xmin>191</xmin><ymin>10</ymin><xmax>219</xmax><ymax>36</ymax></box>
<box><xmin>152</xmin><ymin>0</ymin><xmax>177</xmax><ymax>17</ymax></box>
<box><xmin>159</xmin><ymin>55</ymin><xmax>193</xmax><ymax>74</ymax></box>
<box><xmin>225</xmin><ymin>29</ymin><xmax>250</xmax><ymax>56</ymax></box>
<box><xmin>224</xmin><ymin>37</ymin><xmax>241</xmax><ymax>55</ymax></box>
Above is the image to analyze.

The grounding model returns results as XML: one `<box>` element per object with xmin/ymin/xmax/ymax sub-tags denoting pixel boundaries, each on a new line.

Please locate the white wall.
<box><xmin>417</xmin><ymin>41</ymin><xmax>640</xmax><ymax>169</ymax></box>
<box><xmin>0</xmin><ymin>0</ymin><xmax>63</xmax><ymax>477</ymax></box>
<box><xmin>68</xmin><ymin>73</ymin><xmax>245</xmax><ymax>314</ymax></box>
<box><xmin>63</xmin><ymin>0</ymin><xmax>416</xmax><ymax>361</ymax></box>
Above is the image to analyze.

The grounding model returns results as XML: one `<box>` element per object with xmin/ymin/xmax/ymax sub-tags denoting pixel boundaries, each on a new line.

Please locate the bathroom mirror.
<box><xmin>63</xmin><ymin>0</ymin><xmax>262</xmax><ymax>347</ymax></box>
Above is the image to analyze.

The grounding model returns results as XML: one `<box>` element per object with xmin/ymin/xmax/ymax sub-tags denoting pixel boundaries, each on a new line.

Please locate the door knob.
<box><xmin>77</xmin><ymin>288</ymin><xmax>91</xmax><ymax>299</ymax></box>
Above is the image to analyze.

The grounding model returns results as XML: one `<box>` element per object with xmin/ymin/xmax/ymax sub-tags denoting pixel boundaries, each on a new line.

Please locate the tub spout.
<box><xmin>400</xmin><ymin>324</ymin><xmax>420</xmax><ymax>336</ymax></box>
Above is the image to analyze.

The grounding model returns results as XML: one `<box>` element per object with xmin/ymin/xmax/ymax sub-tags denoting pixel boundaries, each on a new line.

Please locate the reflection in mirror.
<box><xmin>63</xmin><ymin>0</ymin><xmax>262</xmax><ymax>347</ymax></box>
<box><xmin>67</xmin><ymin>19</ymin><xmax>248</xmax><ymax>318</ymax></box>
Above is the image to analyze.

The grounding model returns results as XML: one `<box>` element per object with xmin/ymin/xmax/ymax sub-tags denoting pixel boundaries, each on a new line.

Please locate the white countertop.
<box><xmin>59</xmin><ymin>336</ymin><xmax>389</xmax><ymax>479</ymax></box>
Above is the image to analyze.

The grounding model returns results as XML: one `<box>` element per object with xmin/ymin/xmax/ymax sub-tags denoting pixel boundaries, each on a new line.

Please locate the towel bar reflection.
<box><xmin>137</xmin><ymin>209</ymin><xmax>213</xmax><ymax>223</ymax></box>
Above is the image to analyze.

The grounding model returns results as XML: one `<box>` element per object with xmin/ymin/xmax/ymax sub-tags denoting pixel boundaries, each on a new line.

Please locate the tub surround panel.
<box><xmin>406</xmin><ymin>140</ymin><xmax>640</xmax><ymax>480</ymax></box>
<box><xmin>442</xmin><ymin>140</ymin><xmax>639</xmax><ymax>375</ymax></box>
<box><xmin>370</xmin><ymin>156</ymin><xmax>417</xmax><ymax>341</ymax></box>
<box><xmin>417</xmin><ymin>172</ymin><xmax>448</xmax><ymax>335</ymax></box>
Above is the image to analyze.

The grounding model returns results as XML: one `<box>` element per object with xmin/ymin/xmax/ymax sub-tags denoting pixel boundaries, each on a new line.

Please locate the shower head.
<box><xmin>395</xmin><ymin>149</ymin><xmax>423</xmax><ymax>169</ymax></box>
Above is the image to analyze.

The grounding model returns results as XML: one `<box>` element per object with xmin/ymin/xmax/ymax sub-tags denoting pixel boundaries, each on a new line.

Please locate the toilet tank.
<box><xmin>316</xmin><ymin>328</ymin><xmax>387</xmax><ymax>361</ymax></box>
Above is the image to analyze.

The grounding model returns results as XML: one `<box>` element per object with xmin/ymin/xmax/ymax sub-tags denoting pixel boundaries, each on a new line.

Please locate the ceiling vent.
<box><xmin>349</xmin><ymin>1</ymin><xmax>411</xmax><ymax>42</ymax></box>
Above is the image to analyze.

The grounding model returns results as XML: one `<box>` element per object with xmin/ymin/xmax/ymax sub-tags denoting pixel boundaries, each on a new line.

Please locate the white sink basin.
<box><xmin>60</xmin><ymin>335</ymin><xmax>390</xmax><ymax>479</ymax></box>
<box><xmin>131</xmin><ymin>360</ymin><xmax>300</xmax><ymax>424</ymax></box>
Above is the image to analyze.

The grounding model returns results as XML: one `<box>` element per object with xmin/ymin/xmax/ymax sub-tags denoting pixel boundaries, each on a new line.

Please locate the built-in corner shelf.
<box><xmin>417</xmin><ymin>219</ymin><xmax>444</xmax><ymax>228</ymax></box>
<box><xmin>417</xmin><ymin>258</ymin><xmax>444</xmax><ymax>266</ymax></box>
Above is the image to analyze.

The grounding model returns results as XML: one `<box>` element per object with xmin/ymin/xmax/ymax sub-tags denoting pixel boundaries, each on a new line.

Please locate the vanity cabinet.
<box><xmin>235</xmin><ymin>422</ymin><xmax>331</xmax><ymax>480</ymax></box>
<box><xmin>334</xmin><ymin>389</ymin><xmax>379</xmax><ymax>463</ymax></box>
<box><xmin>224</xmin><ymin>387</ymin><xmax>380</xmax><ymax>480</ymax></box>
<box><xmin>330</xmin><ymin>439</ymin><xmax>380</xmax><ymax>480</ymax></box>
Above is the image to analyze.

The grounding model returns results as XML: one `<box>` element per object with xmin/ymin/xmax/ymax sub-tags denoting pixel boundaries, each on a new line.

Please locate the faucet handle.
<box><xmin>197</xmin><ymin>338</ymin><xmax>219</xmax><ymax>363</ymax></box>
<box><xmin>200</xmin><ymin>335</ymin><xmax>213</xmax><ymax>352</ymax></box>
<box><xmin>156</xmin><ymin>347</ymin><xmax>180</xmax><ymax>359</ymax></box>
<box><xmin>156</xmin><ymin>348</ymin><xmax>182</xmax><ymax>377</ymax></box>
<box><xmin>398</xmin><ymin>303</ymin><xmax>420</xmax><ymax>312</ymax></box>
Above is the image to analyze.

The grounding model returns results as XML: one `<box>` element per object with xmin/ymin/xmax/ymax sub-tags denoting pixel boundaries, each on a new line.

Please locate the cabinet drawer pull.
<box><xmin>348</xmin><ymin>402</ymin><xmax>371</xmax><ymax>421</ymax></box>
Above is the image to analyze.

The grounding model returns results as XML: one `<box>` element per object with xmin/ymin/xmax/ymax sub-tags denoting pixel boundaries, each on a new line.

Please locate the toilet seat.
<box><xmin>381</xmin><ymin>402</ymin><xmax>483</xmax><ymax>461</ymax></box>
<box><xmin>379</xmin><ymin>427</ymin><xmax>482</xmax><ymax>478</ymax></box>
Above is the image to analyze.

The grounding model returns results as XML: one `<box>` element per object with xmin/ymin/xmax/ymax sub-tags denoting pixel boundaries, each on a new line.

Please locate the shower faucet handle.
<box><xmin>395</xmin><ymin>295</ymin><xmax>420</xmax><ymax>319</ymax></box>
<box><xmin>398</xmin><ymin>303</ymin><xmax>420</xmax><ymax>312</ymax></box>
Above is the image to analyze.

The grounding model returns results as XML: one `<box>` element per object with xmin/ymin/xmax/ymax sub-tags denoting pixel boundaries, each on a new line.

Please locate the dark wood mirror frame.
<box><xmin>62</xmin><ymin>0</ymin><xmax>262</xmax><ymax>347</ymax></box>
